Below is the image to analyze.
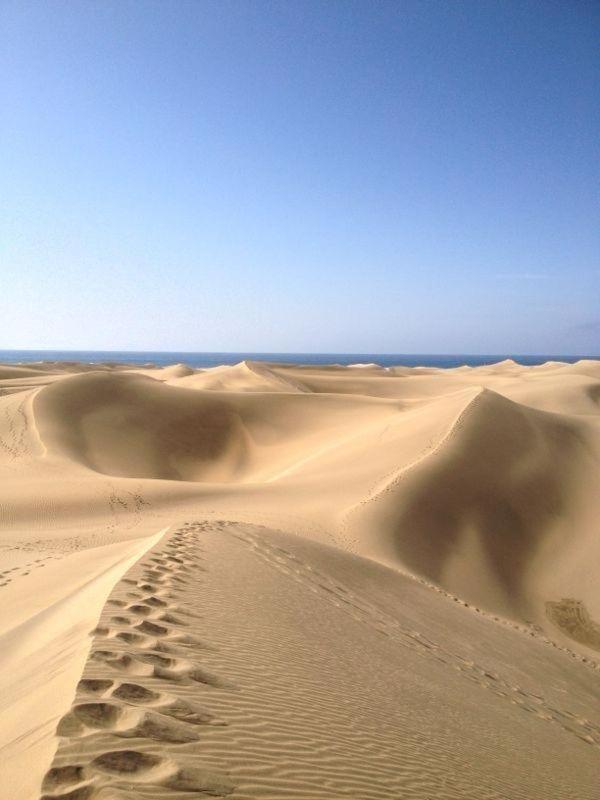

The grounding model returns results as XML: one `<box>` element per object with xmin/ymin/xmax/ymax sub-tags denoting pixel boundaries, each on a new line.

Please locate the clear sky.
<box><xmin>2</xmin><ymin>0</ymin><xmax>598</xmax><ymax>354</ymax></box>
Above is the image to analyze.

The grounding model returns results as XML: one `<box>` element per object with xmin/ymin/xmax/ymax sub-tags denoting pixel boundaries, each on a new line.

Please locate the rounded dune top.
<box><xmin>158</xmin><ymin>363</ymin><xmax>195</xmax><ymax>379</ymax></box>
<box><xmin>482</xmin><ymin>358</ymin><xmax>521</xmax><ymax>371</ymax></box>
<box><xmin>171</xmin><ymin>360</ymin><xmax>309</xmax><ymax>393</ymax></box>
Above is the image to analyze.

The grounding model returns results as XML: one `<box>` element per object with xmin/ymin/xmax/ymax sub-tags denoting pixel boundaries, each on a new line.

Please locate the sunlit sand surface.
<box><xmin>1</xmin><ymin>358</ymin><xmax>599</xmax><ymax>799</ymax></box>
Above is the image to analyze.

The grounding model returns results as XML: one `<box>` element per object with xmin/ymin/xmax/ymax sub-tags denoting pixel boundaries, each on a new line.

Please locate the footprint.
<box><xmin>111</xmin><ymin>682</ymin><xmax>161</xmax><ymax>704</ymax></box>
<box><xmin>57</xmin><ymin>702</ymin><xmax>139</xmax><ymax>737</ymax></box>
<box><xmin>58</xmin><ymin>702</ymin><xmax>201</xmax><ymax>744</ymax></box>
<box><xmin>71</xmin><ymin>702</ymin><xmax>136</xmax><ymax>729</ymax></box>
<box><xmin>77</xmin><ymin>679</ymin><xmax>114</xmax><ymax>695</ymax></box>
<box><xmin>143</xmin><ymin>570</ymin><xmax>170</xmax><ymax>581</ymax></box>
<box><xmin>41</xmin><ymin>765</ymin><xmax>86</xmax><ymax>793</ymax></box>
<box><xmin>89</xmin><ymin>750</ymin><xmax>233</xmax><ymax>794</ymax></box>
<box><xmin>109</xmin><ymin>616</ymin><xmax>132</xmax><ymax>625</ymax></box>
<box><xmin>116</xmin><ymin>631</ymin><xmax>154</xmax><ymax>646</ymax></box>
<box><xmin>160</xmin><ymin>612</ymin><xmax>188</xmax><ymax>626</ymax></box>
<box><xmin>144</xmin><ymin>595</ymin><xmax>168</xmax><ymax>607</ymax></box>
<box><xmin>91</xmin><ymin>749</ymin><xmax>168</xmax><ymax>780</ymax></box>
<box><xmin>135</xmin><ymin>620</ymin><xmax>169</xmax><ymax>636</ymax></box>
<box><xmin>90</xmin><ymin>651</ymin><xmax>154</xmax><ymax>676</ymax></box>
<box><xmin>137</xmin><ymin>582</ymin><xmax>159</xmax><ymax>592</ymax></box>
<box><xmin>135</xmin><ymin>652</ymin><xmax>183</xmax><ymax>670</ymax></box>
<box><xmin>127</xmin><ymin>712</ymin><xmax>200</xmax><ymax>743</ymax></box>
<box><xmin>127</xmin><ymin>604</ymin><xmax>155</xmax><ymax>617</ymax></box>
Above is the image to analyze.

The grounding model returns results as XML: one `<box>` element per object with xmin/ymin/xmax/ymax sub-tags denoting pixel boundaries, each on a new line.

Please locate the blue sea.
<box><xmin>0</xmin><ymin>350</ymin><xmax>594</xmax><ymax>369</ymax></box>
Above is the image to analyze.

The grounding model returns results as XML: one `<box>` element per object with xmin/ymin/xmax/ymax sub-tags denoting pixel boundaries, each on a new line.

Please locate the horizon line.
<box><xmin>1</xmin><ymin>348</ymin><xmax>598</xmax><ymax>358</ymax></box>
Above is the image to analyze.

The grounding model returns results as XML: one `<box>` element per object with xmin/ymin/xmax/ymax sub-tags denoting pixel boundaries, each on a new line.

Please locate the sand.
<box><xmin>1</xmin><ymin>358</ymin><xmax>599</xmax><ymax>799</ymax></box>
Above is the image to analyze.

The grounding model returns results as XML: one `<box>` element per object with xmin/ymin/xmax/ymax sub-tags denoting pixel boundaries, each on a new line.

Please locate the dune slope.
<box><xmin>42</xmin><ymin>522</ymin><xmax>600</xmax><ymax>800</ymax></box>
<box><xmin>344</xmin><ymin>387</ymin><xmax>599</xmax><ymax>620</ymax></box>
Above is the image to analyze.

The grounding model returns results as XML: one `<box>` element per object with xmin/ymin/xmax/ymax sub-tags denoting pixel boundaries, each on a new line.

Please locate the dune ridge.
<box><xmin>1</xmin><ymin>358</ymin><xmax>599</xmax><ymax>799</ymax></box>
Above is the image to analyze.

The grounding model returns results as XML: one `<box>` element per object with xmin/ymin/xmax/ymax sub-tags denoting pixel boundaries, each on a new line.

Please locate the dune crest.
<box><xmin>171</xmin><ymin>359</ymin><xmax>309</xmax><ymax>393</ymax></box>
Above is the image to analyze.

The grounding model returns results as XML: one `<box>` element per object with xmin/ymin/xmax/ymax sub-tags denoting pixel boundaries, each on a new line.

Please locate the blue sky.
<box><xmin>1</xmin><ymin>0</ymin><xmax>598</xmax><ymax>354</ymax></box>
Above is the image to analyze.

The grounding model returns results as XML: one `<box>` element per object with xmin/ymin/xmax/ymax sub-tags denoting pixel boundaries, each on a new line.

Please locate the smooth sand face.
<box><xmin>1</xmin><ymin>359</ymin><xmax>599</xmax><ymax>799</ymax></box>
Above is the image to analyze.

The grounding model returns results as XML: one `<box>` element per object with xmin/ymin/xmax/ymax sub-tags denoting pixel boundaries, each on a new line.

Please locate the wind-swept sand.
<box><xmin>1</xmin><ymin>359</ymin><xmax>599</xmax><ymax>799</ymax></box>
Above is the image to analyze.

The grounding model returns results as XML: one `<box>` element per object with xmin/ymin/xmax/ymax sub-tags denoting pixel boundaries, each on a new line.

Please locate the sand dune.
<box><xmin>170</xmin><ymin>360</ymin><xmax>309</xmax><ymax>393</ymax></box>
<box><xmin>344</xmin><ymin>388</ymin><xmax>599</xmax><ymax>619</ymax></box>
<box><xmin>34</xmin><ymin>371</ymin><xmax>399</xmax><ymax>482</ymax></box>
<box><xmin>0</xmin><ymin>365</ymin><xmax>60</xmax><ymax>380</ymax></box>
<box><xmin>1</xmin><ymin>359</ymin><xmax>599</xmax><ymax>799</ymax></box>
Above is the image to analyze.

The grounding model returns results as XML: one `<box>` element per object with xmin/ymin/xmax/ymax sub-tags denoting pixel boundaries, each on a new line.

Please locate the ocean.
<box><xmin>0</xmin><ymin>350</ymin><xmax>593</xmax><ymax>369</ymax></box>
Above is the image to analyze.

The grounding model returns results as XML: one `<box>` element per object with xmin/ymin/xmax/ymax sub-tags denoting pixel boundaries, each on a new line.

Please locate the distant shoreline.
<box><xmin>0</xmin><ymin>350</ymin><xmax>597</xmax><ymax>369</ymax></box>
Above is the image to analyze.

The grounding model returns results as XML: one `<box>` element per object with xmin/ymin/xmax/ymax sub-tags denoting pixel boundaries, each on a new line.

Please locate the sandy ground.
<box><xmin>1</xmin><ymin>358</ymin><xmax>599</xmax><ymax>799</ymax></box>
